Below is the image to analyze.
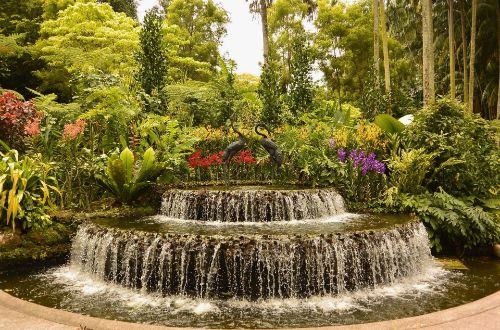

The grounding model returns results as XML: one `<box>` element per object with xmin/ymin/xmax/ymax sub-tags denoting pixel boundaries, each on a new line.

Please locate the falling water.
<box><xmin>70</xmin><ymin>221</ymin><xmax>431</xmax><ymax>300</ymax></box>
<box><xmin>160</xmin><ymin>188</ymin><xmax>346</xmax><ymax>222</ymax></box>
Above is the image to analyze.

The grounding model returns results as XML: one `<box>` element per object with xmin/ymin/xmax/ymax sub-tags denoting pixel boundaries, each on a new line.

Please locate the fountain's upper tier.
<box><xmin>160</xmin><ymin>187</ymin><xmax>346</xmax><ymax>222</ymax></box>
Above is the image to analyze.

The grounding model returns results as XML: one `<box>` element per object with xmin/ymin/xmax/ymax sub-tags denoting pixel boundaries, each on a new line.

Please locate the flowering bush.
<box><xmin>0</xmin><ymin>92</ymin><xmax>43</xmax><ymax>149</ymax></box>
<box><xmin>63</xmin><ymin>119</ymin><xmax>86</xmax><ymax>140</ymax></box>
<box><xmin>188</xmin><ymin>149</ymin><xmax>256</xmax><ymax>168</ymax></box>
<box><xmin>332</xmin><ymin>147</ymin><xmax>388</xmax><ymax>207</ymax></box>
<box><xmin>24</xmin><ymin>119</ymin><xmax>41</xmax><ymax>137</ymax></box>
<box><xmin>338</xmin><ymin>149</ymin><xmax>386</xmax><ymax>175</ymax></box>
<box><xmin>188</xmin><ymin>150</ymin><xmax>224</xmax><ymax>168</ymax></box>
<box><xmin>187</xmin><ymin>149</ymin><xmax>258</xmax><ymax>181</ymax></box>
<box><xmin>232</xmin><ymin>150</ymin><xmax>256</xmax><ymax>164</ymax></box>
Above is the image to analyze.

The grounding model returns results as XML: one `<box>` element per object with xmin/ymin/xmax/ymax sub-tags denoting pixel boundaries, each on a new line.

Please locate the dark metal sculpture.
<box><xmin>222</xmin><ymin>122</ymin><xmax>246</xmax><ymax>183</ymax></box>
<box><xmin>255</xmin><ymin>123</ymin><xmax>283</xmax><ymax>180</ymax></box>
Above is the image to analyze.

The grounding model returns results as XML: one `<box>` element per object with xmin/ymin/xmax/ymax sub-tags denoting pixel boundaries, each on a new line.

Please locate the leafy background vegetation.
<box><xmin>0</xmin><ymin>0</ymin><xmax>498</xmax><ymax>255</ymax></box>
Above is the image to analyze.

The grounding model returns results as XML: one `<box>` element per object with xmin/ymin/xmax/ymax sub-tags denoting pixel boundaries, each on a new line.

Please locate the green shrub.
<box><xmin>388</xmin><ymin>148</ymin><xmax>435</xmax><ymax>194</ymax></box>
<box><xmin>0</xmin><ymin>150</ymin><xmax>60</xmax><ymax>232</ymax></box>
<box><xmin>97</xmin><ymin>147</ymin><xmax>163</xmax><ymax>204</ymax></box>
<box><xmin>404</xmin><ymin>98</ymin><xmax>499</xmax><ymax>198</ymax></box>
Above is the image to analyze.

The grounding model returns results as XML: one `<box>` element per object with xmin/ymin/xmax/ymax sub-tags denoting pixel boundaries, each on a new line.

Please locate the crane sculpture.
<box><xmin>222</xmin><ymin>121</ymin><xmax>247</xmax><ymax>183</ymax></box>
<box><xmin>255</xmin><ymin>123</ymin><xmax>283</xmax><ymax>180</ymax></box>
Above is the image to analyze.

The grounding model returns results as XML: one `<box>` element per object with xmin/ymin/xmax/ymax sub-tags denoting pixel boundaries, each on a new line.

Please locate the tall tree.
<box><xmin>136</xmin><ymin>6</ymin><xmax>168</xmax><ymax>113</ymax></box>
<box><xmin>373</xmin><ymin>0</ymin><xmax>380</xmax><ymax>80</ymax></box>
<box><xmin>99</xmin><ymin>0</ymin><xmax>138</xmax><ymax>20</ymax></box>
<box><xmin>164</xmin><ymin>0</ymin><xmax>229</xmax><ymax>82</ymax></box>
<box><xmin>460</xmin><ymin>0</ymin><xmax>468</xmax><ymax>106</ymax></box>
<box><xmin>247</xmin><ymin>0</ymin><xmax>315</xmax><ymax>62</ymax></box>
<box><xmin>497</xmin><ymin>1</ymin><xmax>500</xmax><ymax>119</ymax></box>
<box><xmin>36</xmin><ymin>2</ymin><xmax>138</xmax><ymax>78</ymax></box>
<box><xmin>258</xmin><ymin>59</ymin><xmax>284</xmax><ymax>124</ymax></box>
<box><xmin>468</xmin><ymin>0</ymin><xmax>477</xmax><ymax>112</ymax></box>
<box><xmin>448</xmin><ymin>0</ymin><xmax>456</xmax><ymax>99</ymax></box>
<box><xmin>246</xmin><ymin>0</ymin><xmax>273</xmax><ymax>60</ymax></box>
<box><xmin>379</xmin><ymin>0</ymin><xmax>391</xmax><ymax>112</ymax></box>
<box><xmin>422</xmin><ymin>0</ymin><xmax>435</xmax><ymax>107</ymax></box>
<box><xmin>288</xmin><ymin>32</ymin><xmax>314</xmax><ymax>118</ymax></box>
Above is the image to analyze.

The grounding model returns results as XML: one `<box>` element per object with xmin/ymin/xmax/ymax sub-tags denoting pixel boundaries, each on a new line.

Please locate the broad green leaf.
<box><xmin>136</xmin><ymin>147</ymin><xmax>156</xmax><ymax>183</ymax></box>
<box><xmin>374</xmin><ymin>114</ymin><xmax>405</xmax><ymax>134</ymax></box>
<box><xmin>120</xmin><ymin>148</ymin><xmax>135</xmax><ymax>182</ymax></box>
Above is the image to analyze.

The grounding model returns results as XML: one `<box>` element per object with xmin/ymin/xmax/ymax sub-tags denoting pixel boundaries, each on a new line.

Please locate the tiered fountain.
<box><xmin>71</xmin><ymin>186</ymin><xmax>432</xmax><ymax>300</ymax></box>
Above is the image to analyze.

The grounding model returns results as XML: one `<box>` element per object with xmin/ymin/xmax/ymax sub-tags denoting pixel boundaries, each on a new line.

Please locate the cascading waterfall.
<box><xmin>71</xmin><ymin>224</ymin><xmax>431</xmax><ymax>299</ymax></box>
<box><xmin>160</xmin><ymin>188</ymin><xmax>346</xmax><ymax>222</ymax></box>
<box><xmin>70</xmin><ymin>187</ymin><xmax>432</xmax><ymax>300</ymax></box>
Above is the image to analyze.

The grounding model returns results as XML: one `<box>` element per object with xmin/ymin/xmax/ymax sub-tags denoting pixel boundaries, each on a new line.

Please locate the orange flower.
<box><xmin>63</xmin><ymin>119</ymin><xmax>86</xmax><ymax>140</ymax></box>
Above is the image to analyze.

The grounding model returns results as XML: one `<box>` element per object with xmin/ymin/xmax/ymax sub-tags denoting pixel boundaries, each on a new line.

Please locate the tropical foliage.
<box><xmin>0</xmin><ymin>0</ymin><xmax>498</xmax><ymax>255</ymax></box>
<box><xmin>97</xmin><ymin>148</ymin><xmax>163</xmax><ymax>204</ymax></box>
<box><xmin>0</xmin><ymin>149</ymin><xmax>60</xmax><ymax>231</ymax></box>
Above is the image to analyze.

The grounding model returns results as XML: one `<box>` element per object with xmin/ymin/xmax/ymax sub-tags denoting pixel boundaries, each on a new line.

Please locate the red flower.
<box><xmin>187</xmin><ymin>150</ymin><xmax>225</xmax><ymax>168</ymax></box>
<box><xmin>232</xmin><ymin>150</ymin><xmax>256</xmax><ymax>164</ymax></box>
<box><xmin>188</xmin><ymin>150</ymin><xmax>203</xmax><ymax>168</ymax></box>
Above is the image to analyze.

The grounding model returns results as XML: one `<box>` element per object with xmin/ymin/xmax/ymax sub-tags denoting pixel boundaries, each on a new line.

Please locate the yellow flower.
<box><xmin>332</xmin><ymin>127</ymin><xmax>350</xmax><ymax>148</ymax></box>
<box><xmin>355</xmin><ymin>123</ymin><xmax>387</xmax><ymax>150</ymax></box>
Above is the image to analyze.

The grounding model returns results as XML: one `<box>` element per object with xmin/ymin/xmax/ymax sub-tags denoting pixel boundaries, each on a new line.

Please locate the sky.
<box><xmin>137</xmin><ymin>0</ymin><xmax>264</xmax><ymax>76</ymax></box>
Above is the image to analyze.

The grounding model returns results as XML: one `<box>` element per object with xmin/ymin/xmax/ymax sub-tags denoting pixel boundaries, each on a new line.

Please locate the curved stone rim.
<box><xmin>0</xmin><ymin>289</ymin><xmax>499</xmax><ymax>329</ymax></box>
<box><xmin>87</xmin><ymin>215</ymin><xmax>421</xmax><ymax>238</ymax></box>
<box><xmin>167</xmin><ymin>186</ymin><xmax>340</xmax><ymax>192</ymax></box>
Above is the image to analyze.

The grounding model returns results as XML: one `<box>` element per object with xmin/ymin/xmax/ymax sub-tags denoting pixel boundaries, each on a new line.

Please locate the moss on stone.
<box><xmin>0</xmin><ymin>205</ymin><xmax>156</xmax><ymax>269</ymax></box>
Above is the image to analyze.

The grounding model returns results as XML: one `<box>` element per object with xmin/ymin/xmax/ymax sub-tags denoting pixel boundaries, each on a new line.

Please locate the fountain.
<box><xmin>69</xmin><ymin>186</ymin><xmax>432</xmax><ymax>300</ymax></box>
<box><xmin>2</xmin><ymin>185</ymin><xmax>499</xmax><ymax>328</ymax></box>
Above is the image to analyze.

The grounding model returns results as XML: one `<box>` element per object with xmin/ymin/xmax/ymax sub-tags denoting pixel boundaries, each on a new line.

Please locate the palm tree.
<box><xmin>246</xmin><ymin>0</ymin><xmax>316</xmax><ymax>62</ymax></box>
<box><xmin>379</xmin><ymin>0</ymin><xmax>391</xmax><ymax>112</ymax></box>
<box><xmin>448</xmin><ymin>0</ymin><xmax>456</xmax><ymax>99</ymax></box>
<box><xmin>468</xmin><ymin>0</ymin><xmax>477</xmax><ymax>112</ymax></box>
<box><xmin>422</xmin><ymin>0</ymin><xmax>435</xmax><ymax>107</ymax></box>
<box><xmin>460</xmin><ymin>0</ymin><xmax>469</xmax><ymax>106</ymax></box>
<box><xmin>497</xmin><ymin>1</ymin><xmax>500</xmax><ymax>119</ymax></box>
<box><xmin>246</xmin><ymin>0</ymin><xmax>273</xmax><ymax>60</ymax></box>
<box><xmin>373</xmin><ymin>0</ymin><xmax>380</xmax><ymax>80</ymax></box>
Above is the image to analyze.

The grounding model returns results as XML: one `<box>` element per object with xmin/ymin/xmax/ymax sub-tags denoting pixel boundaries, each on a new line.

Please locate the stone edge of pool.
<box><xmin>0</xmin><ymin>289</ymin><xmax>499</xmax><ymax>330</ymax></box>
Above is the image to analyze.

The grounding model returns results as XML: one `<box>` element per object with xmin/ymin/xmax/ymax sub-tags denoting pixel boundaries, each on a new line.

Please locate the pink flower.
<box><xmin>63</xmin><ymin>119</ymin><xmax>86</xmax><ymax>140</ymax></box>
<box><xmin>24</xmin><ymin>119</ymin><xmax>41</xmax><ymax>137</ymax></box>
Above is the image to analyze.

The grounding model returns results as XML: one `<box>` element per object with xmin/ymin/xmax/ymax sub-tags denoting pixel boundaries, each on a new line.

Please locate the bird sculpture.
<box><xmin>255</xmin><ymin>123</ymin><xmax>283</xmax><ymax>180</ymax></box>
<box><xmin>222</xmin><ymin>121</ymin><xmax>247</xmax><ymax>183</ymax></box>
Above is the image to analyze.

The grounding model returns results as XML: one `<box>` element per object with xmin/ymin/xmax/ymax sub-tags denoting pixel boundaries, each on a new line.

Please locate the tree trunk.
<box><xmin>468</xmin><ymin>0</ymin><xmax>477</xmax><ymax>113</ymax></box>
<box><xmin>422</xmin><ymin>0</ymin><xmax>435</xmax><ymax>107</ymax></box>
<box><xmin>260</xmin><ymin>0</ymin><xmax>270</xmax><ymax>61</ymax></box>
<box><xmin>460</xmin><ymin>0</ymin><xmax>468</xmax><ymax>106</ymax></box>
<box><xmin>448</xmin><ymin>0</ymin><xmax>456</xmax><ymax>99</ymax></box>
<box><xmin>496</xmin><ymin>2</ymin><xmax>500</xmax><ymax>119</ymax></box>
<box><xmin>379</xmin><ymin>0</ymin><xmax>391</xmax><ymax>113</ymax></box>
<box><xmin>373</xmin><ymin>0</ymin><xmax>380</xmax><ymax>80</ymax></box>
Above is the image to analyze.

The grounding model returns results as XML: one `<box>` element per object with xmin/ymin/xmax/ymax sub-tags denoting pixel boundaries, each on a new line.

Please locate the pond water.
<box><xmin>0</xmin><ymin>258</ymin><xmax>498</xmax><ymax>328</ymax></box>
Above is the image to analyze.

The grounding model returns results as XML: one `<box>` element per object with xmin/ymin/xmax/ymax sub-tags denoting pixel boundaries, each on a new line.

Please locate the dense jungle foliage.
<box><xmin>0</xmin><ymin>0</ymin><xmax>499</xmax><ymax>253</ymax></box>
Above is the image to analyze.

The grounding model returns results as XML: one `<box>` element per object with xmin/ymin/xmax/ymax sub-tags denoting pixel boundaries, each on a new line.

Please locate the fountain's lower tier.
<box><xmin>72</xmin><ymin>215</ymin><xmax>431</xmax><ymax>299</ymax></box>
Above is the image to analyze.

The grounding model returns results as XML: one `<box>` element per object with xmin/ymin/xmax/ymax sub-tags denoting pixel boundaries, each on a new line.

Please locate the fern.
<box><xmin>387</xmin><ymin>188</ymin><xmax>500</xmax><ymax>252</ymax></box>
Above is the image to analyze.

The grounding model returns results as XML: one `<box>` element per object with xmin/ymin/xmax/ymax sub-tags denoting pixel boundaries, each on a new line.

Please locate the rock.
<box><xmin>493</xmin><ymin>244</ymin><xmax>500</xmax><ymax>258</ymax></box>
<box><xmin>0</xmin><ymin>231</ymin><xmax>21</xmax><ymax>249</ymax></box>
